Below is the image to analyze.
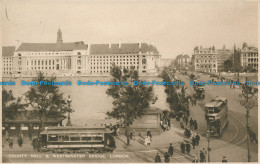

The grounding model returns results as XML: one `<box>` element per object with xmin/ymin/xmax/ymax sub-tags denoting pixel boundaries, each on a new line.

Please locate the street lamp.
<box><xmin>240</xmin><ymin>79</ymin><xmax>255</xmax><ymax>162</ymax></box>
<box><xmin>206</xmin><ymin>129</ymin><xmax>211</xmax><ymax>162</ymax></box>
<box><xmin>66</xmin><ymin>95</ymin><xmax>73</xmax><ymax>126</ymax></box>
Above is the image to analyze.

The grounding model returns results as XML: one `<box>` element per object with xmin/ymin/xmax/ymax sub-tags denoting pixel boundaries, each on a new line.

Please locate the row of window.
<box><xmin>246</xmin><ymin>58</ymin><xmax>258</xmax><ymax>62</ymax></box>
<box><xmin>196</xmin><ymin>64</ymin><xmax>216</xmax><ymax>68</ymax></box>
<box><xmin>91</xmin><ymin>58</ymin><xmax>138</xmax><ymax>62</ymax></box>
<box><xmin>3</xmin><ymin>64</ymin><xmax>12</xmax><ymax>66</ymax></box>
<box><xmin>242</xmin><ymin>53</ymin><xmax>258</xmax><ymax>57</ymax></box>
<box><xmin>3</xmin><ymin>58</ymin><xmax>12</xmax><ymax>60</ymax></box>
<box><xmin>90</xmin><ymin>55</ymin><xmax>141</xmax><ymax>58</ymax></box>
<box><xmin>196</xmin><ymin>60</ymin><xmax>216</xmax><ymax>63</ymax></box>
<box><xmin>21</xmin><ymin>52</ymin><xmax>72</xmax><ymax>56</ymax></box>
<box><xmin>91</xmin><ymin>62</ymin><xmax>139</xmax><ymax>65</ymax></box>
<box><xmin>91</xmin><ymin>66</ymin><xmax>139</xmax><ymax>70</ymax></box>
<box><xmin>47</xmin><ymin>133</ymin><xmax>103</xmax><ymax>142</ymax></box>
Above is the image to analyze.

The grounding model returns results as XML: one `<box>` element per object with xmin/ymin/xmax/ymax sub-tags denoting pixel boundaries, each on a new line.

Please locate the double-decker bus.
<box><xmin>204</xmin><ymin>97</ymin><xmax>228</xmax><ymax>136</ymax></box>
<box><xmin>38</xmin><ymin>126</ymin><xmax>115</xmax><ymax>153</ymax></box>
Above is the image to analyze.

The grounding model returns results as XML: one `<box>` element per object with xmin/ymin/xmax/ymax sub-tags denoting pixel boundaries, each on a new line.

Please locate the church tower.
<box><xmin>57</xmin><ymin>28</ymin><xmax>63</xmax><ymax>44</ymax></box>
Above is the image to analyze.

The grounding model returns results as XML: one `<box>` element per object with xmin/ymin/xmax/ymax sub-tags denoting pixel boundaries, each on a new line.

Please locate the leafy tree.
<box><xmin>223</xmin><ymin>59</ymin><xmax>233</xmax><ymax>72</ymax></box>
<box><xmin>160</xmin><ymin>68</ymin><xmax>189</xmax><ymax>116</ymax></box>
<box><xmin>2</xmin><ymin>88</ymin><xmax>27</xmax><ymax>119</ymax></box>
<box><xmin>106</xmin><ymin>64</ymin><xmax>157</xmax><ymax>145</ymax></box>
<box><xmin>24</xmin><ymin>72</ymin><xmax>69</xmax><ymax>135</ymax></box>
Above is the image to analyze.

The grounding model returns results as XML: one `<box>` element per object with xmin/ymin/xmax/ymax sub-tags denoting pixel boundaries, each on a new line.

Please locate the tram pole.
<box><xmin>206</xmin><ymin>129</ymin><xmax>211</xmax><ymax>162</ymax></box>
<box><xmin>246</xmin><ymin>93</ymin><xmax>251</xmax><ymax>162</ymax></box>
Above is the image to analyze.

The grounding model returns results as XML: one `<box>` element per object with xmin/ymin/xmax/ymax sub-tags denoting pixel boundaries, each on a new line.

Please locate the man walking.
<box><xmin>185</xmin><ymin>142</ymin><xmax>191</xmax><ymax>154</ymax></box>
<box><xmin>164</xmin><ymin>152</ymin><xmax>170</xmax><ymax>163</ymax></box>
<box><xmin>155</xmin><ymin>153</ymin><xmax>161</xmax><ymax>163</ymax></box>
<box><xmin>181</xmin><ymin>142</ymin><xmax>185</xmax><ymax>154</ymax></box>
<box><xmin>190</xmin><ymin>118</ymin><xmax>194</xmax><ymax>130</ymax></box>
<box><xmin>168</xmin><ymin>143</ymin><xmax>174</xmax><ymax>158</ymax></box>
<box><xmin>200</xmin><ymin>150</ymin><xmax>206</xmax><ymax>162</ymax></box>
<box><xmin>195</xmin><ymin>133</ymin><xmax>200</xmax><ymax>146</ymax></box>
<box><xmin>192</xmin><ymin>137</ymin><xmax>196</xmax><ymax>149</ymax></box>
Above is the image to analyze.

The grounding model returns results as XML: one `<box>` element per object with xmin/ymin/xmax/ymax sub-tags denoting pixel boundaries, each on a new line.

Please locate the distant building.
<box><xmin>216</xmin><ymin>45</ymin><xmax>233</xmax><ymax>72</ymax></box>
<box><xmin>241</xmin><ymin>43</ymin><xmax>258</xmax><ymax>71</ymax></box>
<box><xmin>2</xmin><ymin>46</ymin><xmax>15</xmax><ymax>75</ymax></box>
<box><xmin>4</xmin><ymin>28</ymin><xmax>161</xmax><ymax>76</ymax></box>
<box><xmin>174</xmin><ymin>54</ymin><xmax>190</xmax><ymax>70</ymax></box>
<box><xmin>193</xmin><ymin>46</ymin><xmax>218</xmax><ymax>73</ymax></box>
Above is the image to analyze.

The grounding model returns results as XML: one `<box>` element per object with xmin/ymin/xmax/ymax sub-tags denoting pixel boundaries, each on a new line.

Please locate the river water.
<box><xmin>3</xmin><ymin>76</ymin><xmax>169</xmax><ymax>126</ymax></box>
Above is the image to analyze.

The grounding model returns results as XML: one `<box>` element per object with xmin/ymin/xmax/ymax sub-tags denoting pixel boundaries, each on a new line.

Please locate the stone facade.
<box><xmin>2</xmin><ymin>29</ymin><xmax>161</xmax><ymax>76</ymax></box>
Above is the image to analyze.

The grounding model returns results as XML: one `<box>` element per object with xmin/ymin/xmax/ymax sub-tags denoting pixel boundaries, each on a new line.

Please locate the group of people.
<box><xmin>160</xmin><ymin>110</ymin><xmax>171</xmax><ymax>131</ymax></box>
<box><xmin>105</xmin><ymin>123</ymin><xmax>120</xmax><ymax>136</ymax></box>
<box><xmin>4</xmin><ymin>134</ymin><xmax>23</xmax><ymax>149</ymax></box>
<box><xmin>32</xmin><ymin>138</ymin><xmax>41</xmax><ymax>152</ymax></box>
<box><xmin>155</xmin><ymin>143</ymin><xmax>174</xmax><ymax>163</ymax></box>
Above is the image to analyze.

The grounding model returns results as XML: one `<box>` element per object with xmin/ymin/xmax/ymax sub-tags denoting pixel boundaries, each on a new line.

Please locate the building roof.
<box><xmin>16</xmin><ymin>41</ymin><xmax>87</xmax><ymax>52</ymax></box>
<box><xmin>89</xmin><ymin>43</ymin><xmax>159</xmax><ymax>55</ymax></box>
<box><xmin>2</xmin><ymin>46</ymin><xmax>15</xmax><ymax>57</ymax></box>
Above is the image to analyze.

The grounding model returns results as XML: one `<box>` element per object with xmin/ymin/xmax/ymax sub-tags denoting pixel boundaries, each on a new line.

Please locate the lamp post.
<box><xmin>240</xmin><ymin>78</ymin><xmax>255</xmax><ymax>162</ymax></box>
<box><xmin>206</xmin><ymin>129</ymin><xmax>211</xmax><ymax>162</ymax></box>
<box><xmin>66</xmin><ymin>95</ymin><xmax>73</xmax><ymax>126</ymax></box>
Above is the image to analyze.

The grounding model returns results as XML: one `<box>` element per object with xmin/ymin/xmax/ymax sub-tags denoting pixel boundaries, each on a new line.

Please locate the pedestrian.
<box><xmin>145</xmin><ymin>136</ymin><xmax>151</xmax><ymax>146</ymax></box>
<box><xmin>36</xmin><ymin>138</ymin><xmax>41</xmax><ymax>152</ymax></box>
<box><xmin>168</xmin><ymin>143</ymin><xmax>174</xmax><ymax>157</ymax></box>
<box><xmin>9</xmin><ymin>137</ymin><xmax>13</xmax><ymax>149</ymax></box>
<box><xmin>185</xmin><ymin>142</ymin><xmax>191</xmax><ymax>154</ymax></box>
<box><xmin>147</xmin><ymin>129</ymin><xmax>152</xmax><ymax>138</ymax></box>
<box><xmin>132</xmin><ymin>130</ymin><xmax>136</xmax><ymax>141</ymax></box>
<box><xmin>155</xmin><ymin>153</ymin><xmax>161</xmax><ymax>163</ymax></box>
<box><xmin>190</xmin><ymin>118</ymin><xmax>194</xmax><ymax>130</ymax></box>
<box><xmin>164</xmin><ymin>152</ymin><xmax>170</xmax><ymax>163</ymax></box>
<box><xmin>184</xmin><ymin>116</ymin><xmax>188</xmax><ymax>126</ymax></box>
<box><xmin>200</xmin><ymin>150</ymin><xmax>206</xmax><ymax>162</ymax></box>
<box><xmin>202</xmin><ymin>148</ymin><xmax>207</xmax><ymax>161</ymax></box>
<box><xmin>129</xmin><ymin>131</ymin><xmax>133</xmax><ymax>140</ymax></box>
<box><xmin>168</xmin><ymin>119</ymin><xmax>171</xmax><ymax>129</ymax></box>
<box><xmin>17</xmin><ymin>135</ymin><xmax>23</xmax><ymax>147</ymax></box>
<box><xmin>181</xmin><ymin>142</ymin><xmax>185</xmax><ymax>154</ymax></box>
<box><xmin>192</xmin><ymin>137</ymin><xmax>196</xmax><ymax>149</ymax></box>
<box><xmin>32</xmin><ymin>138</ymin><xmax>37</xmax><ymax>150</ymax></box>
<box><xmin>187</xmin><ymin>128</ymin><xmax>191</xmax><ymax>138</ymax></box>
<box><xmin>222</xmin><ymin>156</ymin><xmax>228</xmax><ymax>162</ymax></box>
<box><xmin>249</xmin><ymin>130</ymin><xmax>258</xmax><ymax>144</ymax></box>
<box><xmin>193</xmin><ymin>120</ymin><xmax>198</xmax><ymax>131</ymax></box>
<box><xmin>116</xmin><ymin>125</ymin><xmax>120</xmax><ymax>136</ymax></box>
<box><xmin>195</xmin><ymin>133</ymin><xmax>200</xmax><ymax>146</ymax></box>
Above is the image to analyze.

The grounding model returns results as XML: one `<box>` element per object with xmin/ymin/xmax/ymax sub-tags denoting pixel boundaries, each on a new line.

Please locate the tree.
<box><xmin>2</xmin><ymin>88</ymin><xmax>27</xmax><ymax>119</ymax></box>
<box><xmin>223</xmin><ymin>59</ymin><xmax>233</xmax><ymax>72</ymax></box>
<box><xmin>24</xmin><ymin>72</ymin><xmax>69</xmax><ymax>135</ymax></box>
<box><xmin>106</xmin><ymin>64</ymin><xmax>157</xmax><ymax>145</ymax></box>
<box><xmin>160</xmin><ymin>68</ymin><xmax>189</xmax><ymax>117</ymax></box>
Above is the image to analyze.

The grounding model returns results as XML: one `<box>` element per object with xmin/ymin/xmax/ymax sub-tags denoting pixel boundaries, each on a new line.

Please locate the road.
<box><xmin>176</xmin><ymin>71</ymin><xmax>258</xmax><ymax>162</ymax></box>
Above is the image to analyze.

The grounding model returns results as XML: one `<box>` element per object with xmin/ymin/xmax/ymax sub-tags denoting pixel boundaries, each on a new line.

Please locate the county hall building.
<box><xmin>2</xmin><ymin>29</ymin><xmax>161</xmax><ymax>76</ymax></box>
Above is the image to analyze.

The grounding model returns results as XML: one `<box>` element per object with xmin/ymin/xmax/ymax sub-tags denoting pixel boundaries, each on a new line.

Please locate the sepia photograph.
<box><xmin>1</xmin><ymin>0</ymin><xmax>258</xmax><ymax>163</ymax></box>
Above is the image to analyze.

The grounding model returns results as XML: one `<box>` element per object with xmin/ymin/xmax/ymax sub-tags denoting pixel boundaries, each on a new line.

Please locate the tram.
<box><xmin>38</xmin><ymin>126</ymin><xmax>116</xmax><ymax>153</ymax></box>
<box><xmin>204</xmin><ymin>97</ymin><xmax>228</xmax><ymax>136</ymax></box>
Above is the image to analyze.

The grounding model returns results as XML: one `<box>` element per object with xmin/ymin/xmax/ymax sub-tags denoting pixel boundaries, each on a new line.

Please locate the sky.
<box><xmin>1</xmin><ymin>0</ymin><xmax>258</xmax><ymax>59</ymax></box>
